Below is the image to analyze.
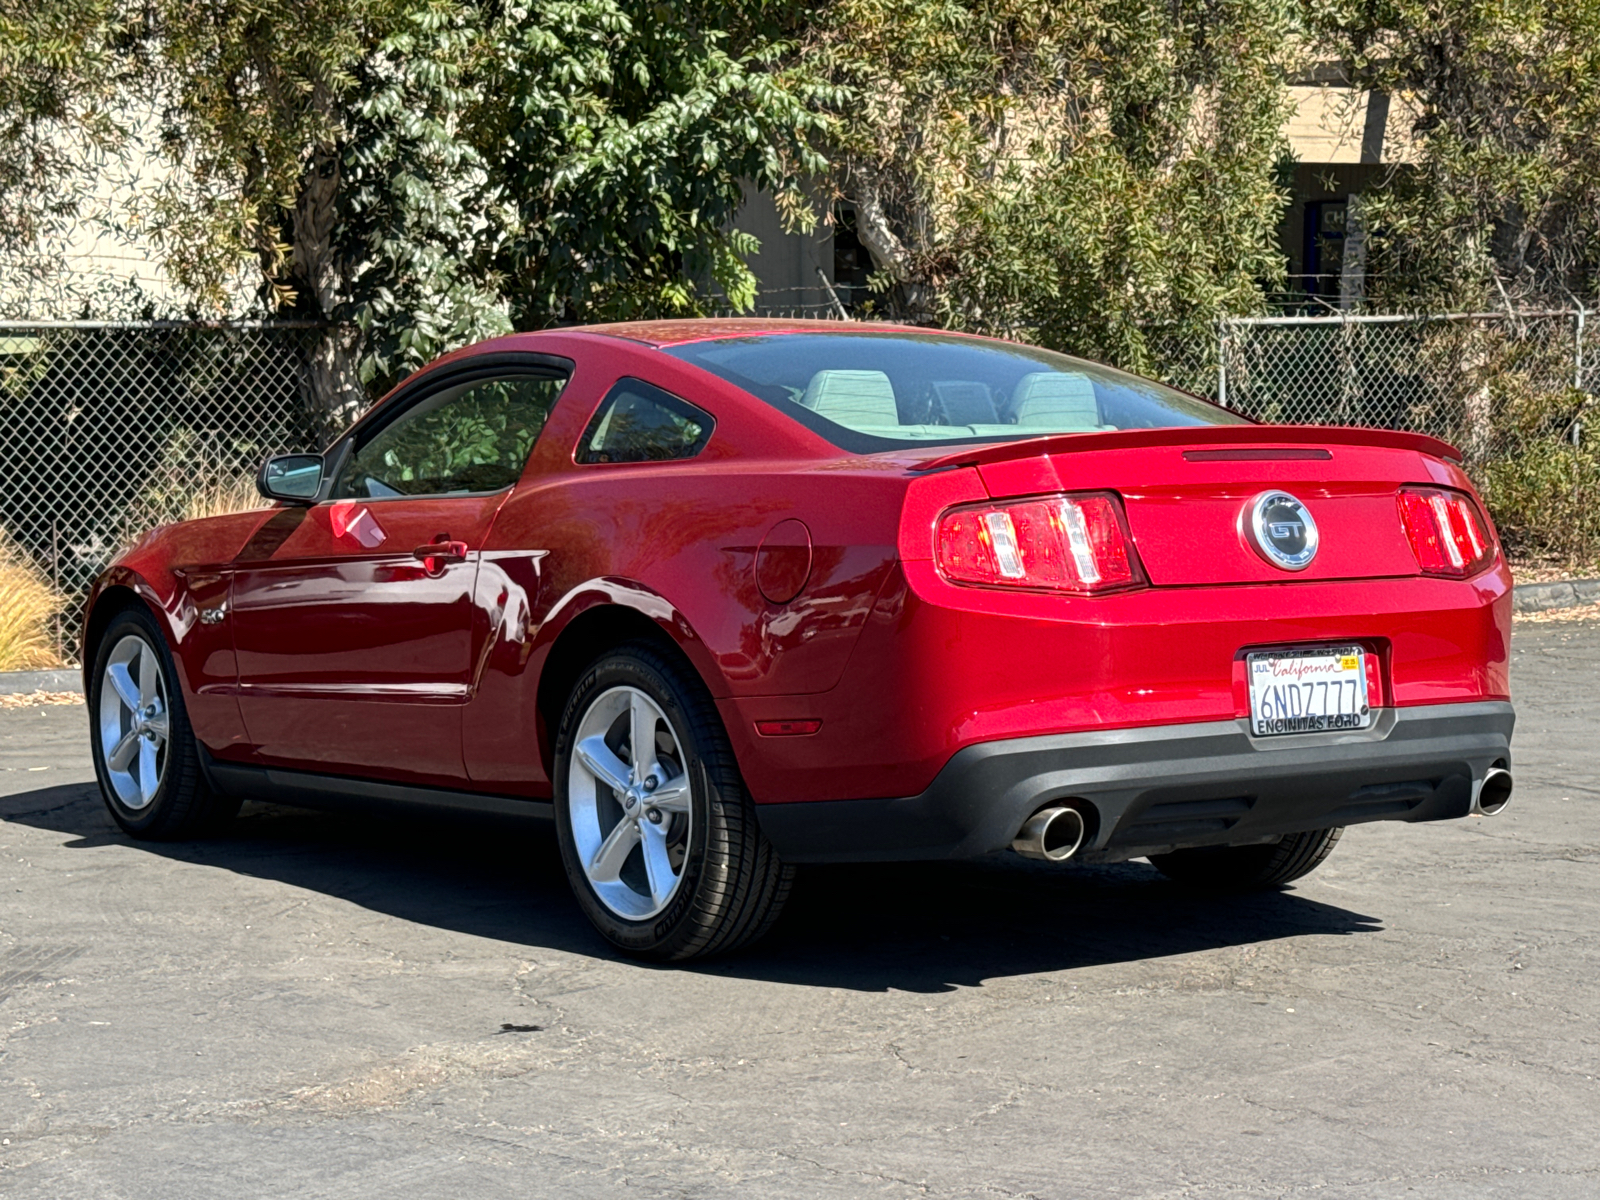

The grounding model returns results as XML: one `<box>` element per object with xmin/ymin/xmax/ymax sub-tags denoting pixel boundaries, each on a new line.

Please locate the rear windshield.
<box><xmin>662</xmin><ymin>331</ymin><xmax>1246</xmax><ymax>452</ymax></box>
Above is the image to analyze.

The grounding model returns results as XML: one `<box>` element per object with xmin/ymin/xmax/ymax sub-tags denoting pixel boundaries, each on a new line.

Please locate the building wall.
<box><xmin>1280</xmin><ymin>85</ymin><xmax>1421</xmax><ymax>307</ymax></box>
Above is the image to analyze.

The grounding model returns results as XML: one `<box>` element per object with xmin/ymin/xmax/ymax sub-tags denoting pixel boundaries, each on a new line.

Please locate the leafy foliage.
<box><xmin>0</xmin><ymin>0</ymin><xmax>128</xmax><ymax>307</ymax></box>
<box><xmin>1308</xmin><ymin>0</ymin><xmax>1600</xmax><ymax>307</ymax></box>
<box><xmin>477</xmin><ymin>1</ymin><xmax>825</xmax><ymax>326</ymax></box>
<box><xmin>1480</xmin><ymin>427</ymin><xmax>1600</xmax><ymax>572</ymax></box>
<box><xmin>118</xmin><ymin>0</ymin><xmax>823</xmax><ymax>411</ymax></box>
<box><xmin>800</xmin><ymin>0</ymin><xmax>1295</xmax><ymax>374</ymax></box>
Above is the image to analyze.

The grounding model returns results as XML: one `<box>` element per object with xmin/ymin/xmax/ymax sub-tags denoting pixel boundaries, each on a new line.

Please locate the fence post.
<box><xmin>817</xmin><ymin>268</ymin><xmax>850</xmax><ymax>321</ymax></box>
<box><xmin>1216</xmin><ymin>320</ymin><xmax>1228</xmax><ymax>408</ymax></box>
<box><xmin>1576</xmin><ymin>303</ymin><xmax>1586</xmax><ymax>391</ymax></box>
<box><xmin>1575</xmin><ymin>303</ymin><xmax>1587</xmax><ymax>447</ymax></box>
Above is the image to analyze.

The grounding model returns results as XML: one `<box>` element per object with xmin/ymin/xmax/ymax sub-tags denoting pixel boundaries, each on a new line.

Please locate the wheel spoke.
<box><xmin>108</xmin><ymin>727</ymin><xmax>141</xmax><ymax>772</ymax></box>
<box><xmin>138</xmin><ymin>738</ymin><xmax>159</xmax><ymax>803</ymax></box>
<box><xmin>628</xmin><ymin>694</ymin><xmax>657</xmax><ymax>785</ymax></box>
<box><xmin>640</xmin><ymin>822</ymin><xmax>677</xmax><ymax>907</ymax></box>
<box><xmin>143</xmin><ymin>714</ymin><xmax>169</xmax><ymax>743</ymax></box>
<box><xmin>575</xmin><ymin>735</ymin><xmax>632</xmax><ymax>795</ymax></box>
<box><xmin>137</xmin><ymin>644</ymin><xmax>159</xmax><ymax>706</ymax></box>
<box><xmin>106</xmin><ymin>662</ymin><xmax>141</xmax><ymax>713</ymax></box>
<box><xmin>646</xmin><ymin>773</ymin><xmax>691</xmax><ymax>813</ymax></box>
<box><xmin>588</xmin><ymin>816</ymin><xmax>640</xmax><ymax>883</ymax></box>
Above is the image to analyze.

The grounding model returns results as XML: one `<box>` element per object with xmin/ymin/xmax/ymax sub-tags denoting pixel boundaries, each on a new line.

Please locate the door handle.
<box><xmin>413</xmin><ymin>539</ymin><xmax>469</xmax><ymax>566</ymax></box>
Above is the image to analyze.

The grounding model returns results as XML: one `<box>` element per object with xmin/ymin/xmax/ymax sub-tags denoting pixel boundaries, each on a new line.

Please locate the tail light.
<box><xmin>1396</xmin><ymin>486</ymin><xmax>1497</xmax><ymax>578</ymax></box>
<box><xmin>936</xmin><ymin>492</ymin><xmax>1146</xmax><ymax>594</ymax></box>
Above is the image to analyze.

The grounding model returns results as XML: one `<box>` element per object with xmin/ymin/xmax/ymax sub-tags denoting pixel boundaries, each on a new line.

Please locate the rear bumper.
<box><xmin>754</xmin><ymin>700</ymin><xmax>1514</xmax><ymax>863</ymax></box>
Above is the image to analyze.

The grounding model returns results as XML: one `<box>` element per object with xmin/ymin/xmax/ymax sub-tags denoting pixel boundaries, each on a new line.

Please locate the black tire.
<box><xmin>1148</xmin><ymin>828</ymin><xmax>1343</xmax><ymax>890</ymax></box>
<box><xmin>87</xmin><ymin>604</ymin><xmax>240</xmax><ymax>839</ymax></box>
<box><xmin>553</xmin><ymin>640</ymin><xmax>793</xmax><ymax>961</ymax></box>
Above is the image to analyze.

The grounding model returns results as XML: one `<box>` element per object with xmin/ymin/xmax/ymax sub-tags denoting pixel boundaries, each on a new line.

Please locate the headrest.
<box><xmin>1010</xmin><ymin>372</ymin><xmax>1102</xmax><ymax>428</ymax></box>
<box><xmin>800</xmin><ymin>370</ymin><xmax>900</xmax><ymax>428</ymax></box>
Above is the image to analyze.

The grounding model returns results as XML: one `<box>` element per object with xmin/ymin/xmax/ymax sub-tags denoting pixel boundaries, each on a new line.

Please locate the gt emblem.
<box><xmin>1244</xmin><ymin>490</ymin><xmax>1319</xmax><ymax>571</ymax></box>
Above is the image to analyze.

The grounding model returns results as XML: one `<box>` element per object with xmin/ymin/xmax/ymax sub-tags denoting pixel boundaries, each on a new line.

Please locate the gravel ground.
<box><xmin>1</xmin><ymin>623</ymin><xmax>1597</xmax><ymax>1199</ymax></box>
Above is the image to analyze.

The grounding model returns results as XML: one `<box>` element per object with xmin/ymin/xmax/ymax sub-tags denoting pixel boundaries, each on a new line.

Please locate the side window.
<box><xmin>333</xmin><ymin>372</ymin><xmax>568</xmax><ymax>499</ymax></box>
<box><xmin>576</xmin><ymin>378</ymin><xmax>713</xmax><ymax>465</ymax></box>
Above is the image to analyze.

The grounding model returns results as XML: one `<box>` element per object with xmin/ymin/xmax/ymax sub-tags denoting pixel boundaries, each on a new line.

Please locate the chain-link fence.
<box><xmin>0</xmin><ymin>321</ymin><xmax>332</xmax><ymax>662</ymax></box>
<box><xmin>1207</xmin><ymin>310</ymin><xmax>1595</xmax><ymax>454</ymax></box>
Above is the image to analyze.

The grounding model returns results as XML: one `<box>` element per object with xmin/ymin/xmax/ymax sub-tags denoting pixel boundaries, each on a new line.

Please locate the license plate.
<box><xmin>1247</xmin><ymin>646</ymin><xmax>1371</xmax><ymax>737</ymax></box>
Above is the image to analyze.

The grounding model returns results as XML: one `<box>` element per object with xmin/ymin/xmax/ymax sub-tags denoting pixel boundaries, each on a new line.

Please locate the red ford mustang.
<box><xmin>84</xmin><ymin>320</ymin><xmax>1515</xmax><ymax>959</ymax></box>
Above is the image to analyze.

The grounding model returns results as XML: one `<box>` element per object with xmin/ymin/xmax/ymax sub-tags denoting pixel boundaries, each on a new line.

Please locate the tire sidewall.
<box><xmin>553</xmin><ymin>649</ymin><xmax>714</xmax><ymax>957</ymax></box>
<box><xmin>87</xmin><ymin>606</ymin><xmax>193</xmax><ymax>836</ymax></box>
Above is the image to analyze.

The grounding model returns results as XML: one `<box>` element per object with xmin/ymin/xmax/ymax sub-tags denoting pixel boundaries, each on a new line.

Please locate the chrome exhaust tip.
<box><xmin>1475</xmin><ymin>767</ymin><xmax>1513</xmax><ymax>816</ymax></box>
<box><xmin>1012</xmin><ymin>805</ymin><xmax>1087</xmax><ymax>862</ymax></box>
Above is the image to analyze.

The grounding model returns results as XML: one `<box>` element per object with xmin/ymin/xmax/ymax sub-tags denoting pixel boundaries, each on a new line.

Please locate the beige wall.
<box><xmin>1286</xmin><ymin>87</ymin><xmax>1419</xmax><ymax>166</ymax></box>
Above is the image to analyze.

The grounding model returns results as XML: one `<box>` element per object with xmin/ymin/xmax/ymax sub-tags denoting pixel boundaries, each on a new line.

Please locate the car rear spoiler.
<box><xmin>907</xmin><ymin>425</ymin><xmax>1465</xmax><ymax>472</ymax></box>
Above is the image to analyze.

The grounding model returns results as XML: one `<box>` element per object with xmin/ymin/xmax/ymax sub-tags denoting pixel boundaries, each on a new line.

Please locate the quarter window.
<box><xmin>332</xmin><ymin>372</ymin><xmax>568</xmax><ymax>499</ymax></box>
<box><xmin>577</xmin><ymin>379</ymin><xmax>713</xmax><ymax>464</ymax></box>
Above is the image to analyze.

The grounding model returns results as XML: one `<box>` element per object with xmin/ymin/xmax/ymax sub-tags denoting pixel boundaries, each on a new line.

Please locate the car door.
<box><xmin>462</xmin><ymin>375</ymin><xmax>719</xmax><ymax>790</ymax></box>
<box><xmin>230</xmin><ymin>362</ymin><xmax>570</xmax><ymax>783</ymax></box>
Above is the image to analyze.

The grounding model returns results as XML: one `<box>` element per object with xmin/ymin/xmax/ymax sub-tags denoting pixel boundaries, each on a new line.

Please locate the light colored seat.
<box><xmin>800</xmin><ymin>369</ymin><xmax>901</xmax><ymax>428</ymax></box>
<box><xmin>1009</xmin><ymin>372</ymin><xmax>1105</xmax><ymax>430</ymax></box>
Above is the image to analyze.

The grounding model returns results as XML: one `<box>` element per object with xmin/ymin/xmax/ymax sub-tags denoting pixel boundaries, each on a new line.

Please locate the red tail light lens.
<box><xmin>936</xmin><ymin>492</ymin><xmax>1146</xmax><ymax>594</ymax></box>
<box><xmin>1396</xmin><ymin>486</ymin><xmax>1497</xmax><ymax>578</ymax></box>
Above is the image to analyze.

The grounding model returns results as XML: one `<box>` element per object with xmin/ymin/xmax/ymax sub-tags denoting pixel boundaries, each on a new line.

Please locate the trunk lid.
<box><xmin>917</xmin><ymin>427</ymin><xmax>1449</xmax><ymax>586</ymax></box>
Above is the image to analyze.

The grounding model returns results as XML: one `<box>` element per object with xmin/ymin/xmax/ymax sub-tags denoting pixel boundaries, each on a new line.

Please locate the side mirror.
<box><xmin>258</xmin><ymin>453</ymin><xmax>325</xmax><ymax>504</ymax></box>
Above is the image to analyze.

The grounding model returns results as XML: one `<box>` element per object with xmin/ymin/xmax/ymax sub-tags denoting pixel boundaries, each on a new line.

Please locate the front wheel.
<box><xmin>87</xmin><ymin>605</ymin><xmax>239</xmax><ymax>839</ymax></box>
<box><xmin>553</xmin><ymin>641</ymin><xmax>792</xmax><ymax>960</ymax></box>
<box><xmin>1148</xmin><ymin>828</ymin><xmax>1344</xmax><ymax>890</ymax></box>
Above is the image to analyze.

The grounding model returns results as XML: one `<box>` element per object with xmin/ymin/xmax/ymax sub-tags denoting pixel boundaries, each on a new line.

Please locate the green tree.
<box><xmin>476</xmin><ymin>1</ymin><xmax>824</xmax><ymax>326</ymax></box>
<box><xmin>0</xmin><ymin>1</ymin><xmax>125</xmax><ymax>298</ymax></box>
<box><xmin>1308</xmin><ymin>0</ymin><xmax>1600</xmax><ymax>307</ymax></box>
<box><xmin>801</xmin><ymin>0</ymin><xmax>1295</xmax><ymax>375</ymax></box>
<box><xmin>134</xmin><ymin>0</ymin><xmax>499</xmax><ymax>421</ymax></box>
<box><xmin>125</xmin><ymin>0</ymin><xmax>820</xmax><ymax>418</ymax></box>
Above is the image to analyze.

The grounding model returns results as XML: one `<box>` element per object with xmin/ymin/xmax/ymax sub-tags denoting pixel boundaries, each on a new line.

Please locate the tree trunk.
<box><xmin>306</xmin><ymin>325</ymin><xmax>367</xmax><ymax>440</ymax></box>
<box><xmin>847</xmin><ymin>162</ymin><xmax>936</xmax><ymax>323</ymax></box>
<box><xmin>1460</xmin><ymin>322</ymin><xmax>1495</xmax><ymax>464</ymax></box>
<box><xmin>291</xmin><ymin>143</ymin><xmax>367</xmax><ymax>432</ymax></box>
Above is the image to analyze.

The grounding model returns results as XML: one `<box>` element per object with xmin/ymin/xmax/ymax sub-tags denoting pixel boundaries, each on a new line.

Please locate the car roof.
<box><xmin>578</xmin><ymin>317</ymin><xmax>925</xmax><ymax>348</ymax></box>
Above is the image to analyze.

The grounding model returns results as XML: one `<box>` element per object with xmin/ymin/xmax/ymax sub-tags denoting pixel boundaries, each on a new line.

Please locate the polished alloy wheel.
<box><xmin>98</xmin><ymin>633</ymin><xmax>170</xmax><ymax>810</ymax></box>
<box><xmin>568</xmin><ymin>685</ymin><xmax>694</xmax><ymax>920</ymax></box>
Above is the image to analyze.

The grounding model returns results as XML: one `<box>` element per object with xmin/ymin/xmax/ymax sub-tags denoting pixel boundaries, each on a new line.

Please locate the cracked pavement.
<box><xmin>1</xmin><ymin>621</ymin><xmax>1597</xmax><ymax>1198</ymax></box>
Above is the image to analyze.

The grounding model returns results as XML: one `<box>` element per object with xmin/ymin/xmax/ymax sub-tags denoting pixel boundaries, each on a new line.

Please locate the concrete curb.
<box><xmin>1512</xmin><ymin>577</ymin><xmax>1600</xmax><ymax>614</ymax></box>
<box><xmin>0</xmin><ymin>668</ymin><xmax>84</xmax><ymax>694</ymax></box>
<box><xmin>0</xmin><ymin>577</ymin><xmax>1594</xmax><ymax>697</ymax></box>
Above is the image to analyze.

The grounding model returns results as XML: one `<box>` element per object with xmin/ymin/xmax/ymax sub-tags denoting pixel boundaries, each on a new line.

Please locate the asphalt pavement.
<box><xmin>2</xmin><ymin>621</ymin><xmax>1598</xmax><ymax>1198</ymax></box>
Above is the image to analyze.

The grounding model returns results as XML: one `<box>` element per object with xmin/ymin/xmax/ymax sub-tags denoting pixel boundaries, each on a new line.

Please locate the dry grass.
<box><xmin>0</xmin><ymin>538</ymin><xmax>64</xmax><ymax>671</ymax></box>
<box><xmin>0</xmin><ymin>690</ymin><xmax>82</xmax><ymax>708</ymax></box>
<box><xmin>1516</xmin><ymin>601</ymin><xmax>1600</xmax><ymax>624</ymax></box>
<box><xmin>182</xmin><ymin>474</ymin><xmax>268</xmax><ymax>522</ymax></box>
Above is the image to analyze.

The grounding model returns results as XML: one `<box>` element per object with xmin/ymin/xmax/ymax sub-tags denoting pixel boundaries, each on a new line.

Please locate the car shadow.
<box><xmin>2</xmin><ymin>783</ymin><xmax>1383</xmax><ymax>994</ymax></box>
